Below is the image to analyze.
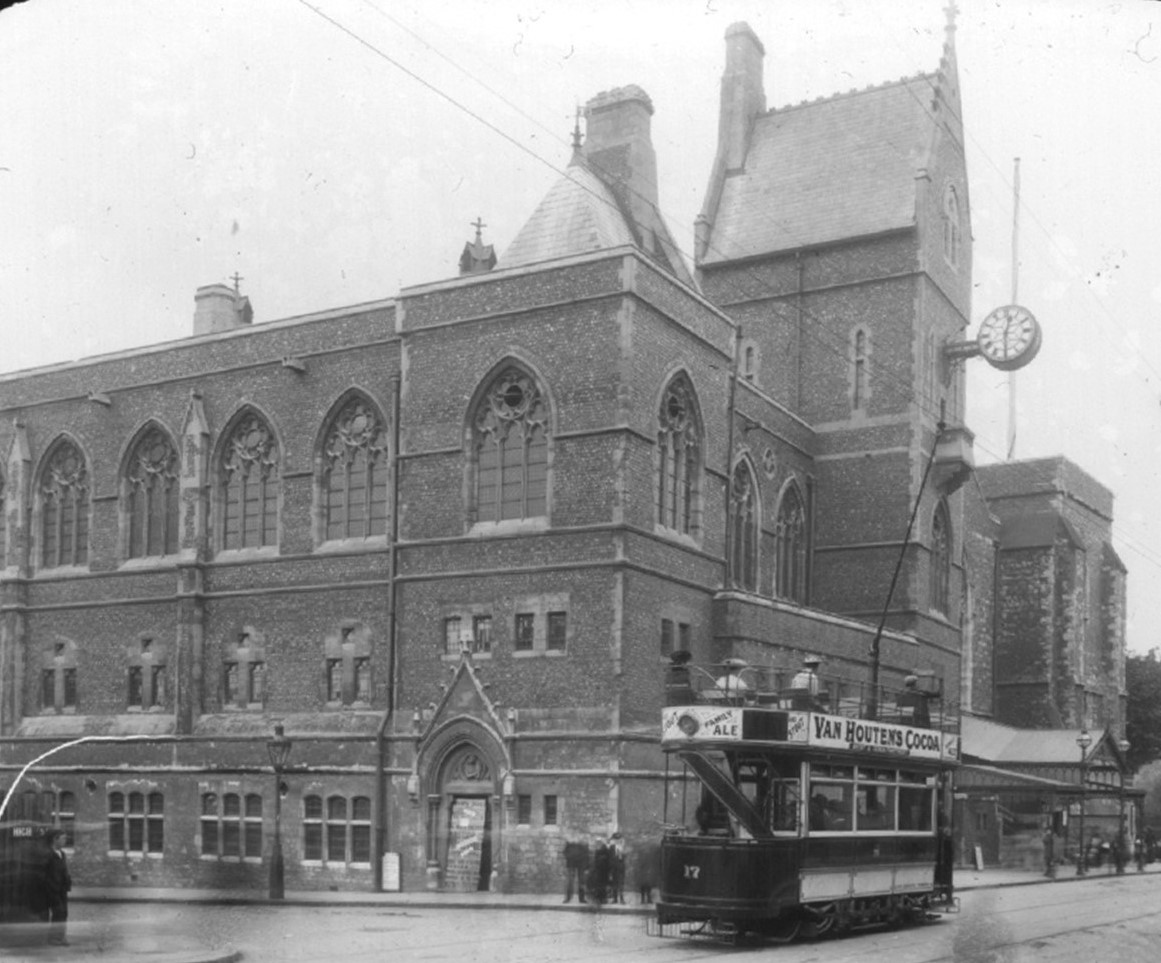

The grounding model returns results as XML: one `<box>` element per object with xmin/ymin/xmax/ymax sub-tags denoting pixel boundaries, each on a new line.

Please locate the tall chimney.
<box><xmin>718</xmin><ymin>22</ymin><xmax>766</xmax><ymax>173</ymax></box>
<box><xmin>583</xmin><ymin>85</ymin><xmax>658</xmax><ymax>241</ymax></box>
<box><xmin>194</xmin><ymin>284</ymin><xmax>253</xmax><ymax>335</ymax></box>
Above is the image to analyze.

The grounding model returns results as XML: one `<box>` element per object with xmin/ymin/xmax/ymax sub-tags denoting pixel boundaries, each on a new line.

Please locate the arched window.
<box><xmin>657</xmin><ymin>375</ymin><xmax>701</xmax><ymax>535</ymax></box>
<box><xmin>473</xmin><ymin>367</ymin><xmax>548</xmax><ymax>523</ymax></box>
<box><xmin>39</xmin><ymin>439</ymin><xmax>89</xmax><ymax>569</ymax></box>
<box><xmin>931</xmin><ymin>501</ymin><xmax>951</xmax><ymax>615</ymax></box>
<box><xmin>852</xmin><ymin>328</ymin><xmax>870</xmax><ymax>411</ymax></box>
<box><xmin>730</xmin><ymin>461</ymin><xmax>759</xmax><ymax>591</ymax></box>
<box><xmin>321</xmin><ymin>396</ymin><xmax>389</xmax><ymax>541</ymax></box>
<box><xmin>774</xmin><ymin>483</ymin><xmax>807</xmax><ymax>604</ymax></box>
<box><xmin>126</xmin><ymin>426</ymin><xmax>179</xmax><ymax>558</ymax></box>
<box><xmin>942</xmin><ymin>185</ymin><xmax>961</xmax><ymax>267</ymax></box>
<box><xmin>219</xmin><ymin>411</ymin><xmax>279</xmax><ymax>550</ymax></box>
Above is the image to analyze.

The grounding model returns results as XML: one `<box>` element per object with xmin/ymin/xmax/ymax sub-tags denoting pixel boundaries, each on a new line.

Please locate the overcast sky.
<box><xmin>2</xmin><ymin>0</ymin><xmax>1159</xmax><ymax>653</ymax></box>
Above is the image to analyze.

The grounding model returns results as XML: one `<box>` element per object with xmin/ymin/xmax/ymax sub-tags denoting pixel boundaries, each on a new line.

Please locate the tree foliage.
<box><xmin>1125</xmin><ymin>650</ymin><xmax>1161</xmax><ymax>769</ymax></box>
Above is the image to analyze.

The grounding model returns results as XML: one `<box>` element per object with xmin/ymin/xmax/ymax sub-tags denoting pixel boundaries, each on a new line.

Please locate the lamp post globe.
<box><xmin>267</xmin><ymin>723</ymin><xmax>293</xmax><ymax>900</ymax></box>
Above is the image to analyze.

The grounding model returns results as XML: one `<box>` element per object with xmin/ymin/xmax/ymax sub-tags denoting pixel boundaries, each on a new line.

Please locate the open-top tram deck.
<box><xmin>655</xmin><ymin>655</ymin><xmax>959</xmax><ymax>941</ymax></box>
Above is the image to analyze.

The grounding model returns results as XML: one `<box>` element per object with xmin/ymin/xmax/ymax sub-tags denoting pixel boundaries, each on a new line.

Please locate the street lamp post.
<box><xmin>1117</xmin><ymin>737</ymin><xmax>1131</xmax><ymax>875</ymax></box>
<box><xmin>1076</xmin><ymin>728</ymin><xmax>1092</xmax><ymax>876</ymax></box>
<box><xmin>267</xmin><ymin>723</ymin><xmax>293</xmax><ymax>900</ymax></box>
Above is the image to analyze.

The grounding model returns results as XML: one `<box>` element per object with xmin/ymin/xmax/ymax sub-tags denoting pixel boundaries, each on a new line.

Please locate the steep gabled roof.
<box><xmin>501</xmin><ymin>158</ymin><xmax>636</xmax><ymax>270</ymax></box>
<box><xmin>700</xmin><ymin>75</ymin><xmax>937</xmax><ymax>265</ymax></box>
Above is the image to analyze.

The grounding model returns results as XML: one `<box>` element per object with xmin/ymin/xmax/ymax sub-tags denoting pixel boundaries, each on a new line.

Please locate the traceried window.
<box><xmin>730</xmin><ymin>461</ymin><xmax>758</xmax><ymax>591</ymax></box>
<box><xmin>126</xmin><ymin>427</ymin><xmax>180</xmax><ymax>558</ymax></box>
<box><xmin>473</xmin><ymin>368</ymin><xmax>549</xmax><ymax>524</ymax></box>
<box><xmin>657</xmin><ymin>376</ymin><xmax>701</xmax><ymax>536</ymax></box>
<box><xmin>321</xmin><ymin>397</ymin><xmax>389</xmax><ymax>541</ymax></box>
<box><xmin>931</xmin><ymin>501</ymin><xmax>951</xmax><ymax>615</ymax></box>
<box><xmin>774</xmin><ymin>483</ymin><xmax>807</xmax><ymax>604</ymax></box>
<box><xmin>219</xmin><ymin>411</ymin><xmax>279</xmax><ymax>551</ymax></box>
<box><xmin>39</xmin><ymin>439</ymin><xmax>89</xmax><ymax>568</ymax></box>
<box><xmin>942</xmin><ymin>185</ymin><xmax>961</xmax><ymax>267</ymax></box>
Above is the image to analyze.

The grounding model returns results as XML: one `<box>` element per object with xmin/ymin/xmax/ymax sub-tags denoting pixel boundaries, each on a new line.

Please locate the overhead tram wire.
<box><xmin>297</xmin><ymin>2</ymin><xmax>1161</xmax><ymax>583</ymax></box>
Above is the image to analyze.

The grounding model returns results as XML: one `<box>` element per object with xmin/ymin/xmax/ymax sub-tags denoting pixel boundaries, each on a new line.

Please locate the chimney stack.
<box><xmin>718</xmin><ymin>22</ymin><xmax>766</xmax><ymax>173</ymax></box>
<box><xmin>194</xmin><ymin>284</ymin><xmax>253</xmax><ymax>335</ymax></box>
<box><xmin>583</xmin><ymin>85</ymin><xmax>659</xmax><ymax>242</ymax></box>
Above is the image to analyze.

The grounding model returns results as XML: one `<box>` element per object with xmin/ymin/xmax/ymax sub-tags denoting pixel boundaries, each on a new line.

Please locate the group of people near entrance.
<box><xmin>563</xmin><ymin>832</ymin><xmax>659</xmax><ymax>905</ymax></box>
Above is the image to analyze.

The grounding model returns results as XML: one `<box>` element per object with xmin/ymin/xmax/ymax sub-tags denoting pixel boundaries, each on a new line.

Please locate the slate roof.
<box><xmin>501</xmin><ymin>158</ymin><xmax>636</xmax><ymax>270</ymax></box>
<box><xmin>962</xmin><ymin>714</ymin><xmax>1096</xmax><ymax>765</ymax></box>
<box><xmin>700</xmin><ymin>76</ymin><xmax>937</xmax><ymax>265</ymax></box>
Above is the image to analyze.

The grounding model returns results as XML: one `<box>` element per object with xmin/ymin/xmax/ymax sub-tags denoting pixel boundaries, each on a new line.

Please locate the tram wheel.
<box><xmin>802</xmin><ymin>903</ymin><xmax>837</xmax><ymax>938</ymax></box>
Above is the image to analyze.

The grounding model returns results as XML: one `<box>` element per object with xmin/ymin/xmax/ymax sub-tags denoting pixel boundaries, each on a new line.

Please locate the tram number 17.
<box><xmin>683</xmin><ymin>864</ymin><xmax>700</xmax><ymax>879</ymax></box>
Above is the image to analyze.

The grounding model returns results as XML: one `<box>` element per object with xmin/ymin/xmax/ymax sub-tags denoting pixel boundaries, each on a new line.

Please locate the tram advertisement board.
<box><xmin>662</xmin><ymin>705</ymin><xmax>745</xmax><ymax>742</ymax></box>
<box><xmin>789</xmin><ymin>711</ymin><xmax>959</xmax><ymax>761</ymax></box>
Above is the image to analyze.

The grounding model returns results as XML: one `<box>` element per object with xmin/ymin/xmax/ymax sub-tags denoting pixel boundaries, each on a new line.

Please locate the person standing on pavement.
<box><xmin>562</xmin><ymin>834</ymin><xmax>589</xmax><ymax>903</ymax></box>
<box><xmin>607</xmin><ymin>832</ymin><xmax>626</xmax><ymax>904</ymax></box>
<box><xmin>1042</xmin><ymin>827</ymin><xmax>1056</xmax><ymax>878</ymax></box>
<box><xmin>45</xmin><ymin>829</ymin><xmax>71</xmax><ymax>946</ymax></box>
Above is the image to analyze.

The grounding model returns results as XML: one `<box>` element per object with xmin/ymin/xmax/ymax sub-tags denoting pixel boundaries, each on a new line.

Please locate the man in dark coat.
<box><xmin>45</xmin><ymin>829</ymin><xmax>72</xmax><ymax>946</ymax></box>
<box><xmin>562</xmin><ymin>835</ymin><xmax>589</xmax><ymax>903</ymax></box>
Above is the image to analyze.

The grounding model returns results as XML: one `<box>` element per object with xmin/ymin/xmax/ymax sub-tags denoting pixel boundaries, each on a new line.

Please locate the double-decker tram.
<box><xmin>654</xmin><ymin>655</ymin><xmax>959</xmax><ymax>943</ymax></box>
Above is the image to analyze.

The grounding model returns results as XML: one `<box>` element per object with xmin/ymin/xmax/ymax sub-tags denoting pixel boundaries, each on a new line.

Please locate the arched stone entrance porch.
<box><xmin>417</xmin><ymin>717</ymin><xmax>508</xmax><ymax>892</ymax></box>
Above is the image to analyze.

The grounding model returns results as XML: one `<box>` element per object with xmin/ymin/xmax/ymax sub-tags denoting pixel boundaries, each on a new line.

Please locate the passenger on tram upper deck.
<box><xmin>712</xmin><ymin>658</ymin><xmax>750</xmax><ymax>702</ymax></box>
<box><xmin>898</xmin><ymin>675</ymin><xmax>932</xmax><ymax>727</ymax></box>
<box><xmin>789</xmin><ymin>656</ymin><xmax>825</xmax><ymax>710</ymax></box>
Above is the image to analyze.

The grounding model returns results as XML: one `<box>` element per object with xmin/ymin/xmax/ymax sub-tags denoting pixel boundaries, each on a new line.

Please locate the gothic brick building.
<box><xmin>0</xmin><ymin>18</ymin><xmax>1126</xmax><ymax>893</ymax></box>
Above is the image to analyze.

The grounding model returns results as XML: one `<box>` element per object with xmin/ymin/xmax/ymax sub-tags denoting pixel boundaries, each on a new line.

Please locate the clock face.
<box><xmin>976</xmin><ymin>305</ymin><xmax>1042</xmax><ymax>371</ymax></box>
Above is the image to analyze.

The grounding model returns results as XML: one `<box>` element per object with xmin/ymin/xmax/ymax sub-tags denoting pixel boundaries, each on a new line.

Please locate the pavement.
<box><xmin>4</xmin><ymin>862</ymin><xmax>1159</xmax><ymax>961</ymax></box>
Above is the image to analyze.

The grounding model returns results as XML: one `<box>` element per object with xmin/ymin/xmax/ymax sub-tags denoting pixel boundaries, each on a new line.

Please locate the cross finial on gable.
<box><xmin>471</xmin><ymin>217</ymin><xmax>486</xmax><ymax>243</ymax></box>
<box><xmin>229</xmin><ymin>271</ymin><xmax>244</xmax><ymax>294</ymax></box>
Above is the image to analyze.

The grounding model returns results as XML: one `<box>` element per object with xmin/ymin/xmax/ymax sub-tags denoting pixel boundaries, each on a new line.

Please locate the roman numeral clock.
<box><xmin>945</xmin><ymin>304</ymin><xmax>1043</xmax><ymax>372</ymax></box>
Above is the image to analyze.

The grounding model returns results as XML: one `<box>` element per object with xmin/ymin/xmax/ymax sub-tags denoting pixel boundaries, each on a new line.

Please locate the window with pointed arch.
<box><xmin>931</xmin><ymin>501</ymin><xmax>951</xmax><ymax>615</ymax></box>
<box><xmin>942</xmin><ymin>185</ymin><xmax>961</xmax><ymax>267</ymax></box>
<box><xmin>852</xmin><ymin>328</ymin><xmax>870</xmax><ymax>411</ymax></box>
<box><xmin>774</xmin><ymin>483</ymin><xmax>808</xmax><ymax>604</ymax></box>
<box><xmin>218</xmin><ymin>411</ymin><xmax>279</xmax><ymax>551</ymax></box>
<box><xmin>472</xmin><ymin>366</ymin><xmax>549</xmax><ymax>524</ymax></box>
<box><xmin>126</xmin><ymin>426</ymin><xmax>180</xmax><ymax>558</ymax></box>
<box><xmin>730</xmin><ymin>460</ymin><xmax>759</xmax><ymax>591</ymax></box>
<box><xmin>657</xmin><ymin>375</ymin><xmax>701</xmax><ymax>536</ymax></box>
<box><xmin>321</xmin><ymin>396</ymin><xmax>389</xmax><ymax>541</ymax></box>
<box><xmin>39</xmin><ymin>439</ymin><xmax>90</xmax><ymax>569</ymax></box>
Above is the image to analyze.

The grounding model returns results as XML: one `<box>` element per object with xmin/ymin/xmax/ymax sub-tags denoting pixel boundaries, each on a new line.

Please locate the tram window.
<box><xmin>808</xmin><ymin>783</ymin><xmax>853</xmax><ymax>831</ymax></box>
<box><xmin>857</xmin><ymin>783</ymin><xmax>896</xmax><ymax>831</ymax></box>
<box><xmin>898</xmin><ymin>772</ymin><xmax>934</xmax><ymax>831</ymax></box>
<box><xmin>769</xmin><ymin>778</ymin><xmax>801</xmax><ymax>833</ymax></box>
